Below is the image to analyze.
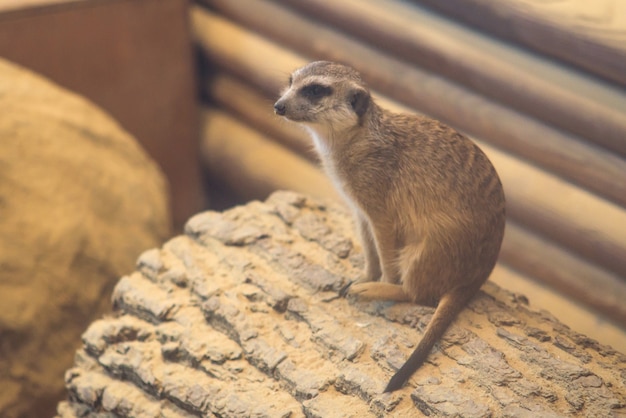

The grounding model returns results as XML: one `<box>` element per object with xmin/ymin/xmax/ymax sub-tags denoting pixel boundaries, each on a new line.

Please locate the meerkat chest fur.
<box><xmin>303</xmin><ymin>125</ymin><xmax>335</xmax><ymax>167</ymax></box>
<box><xmin>303</xmin><ymin>124</ymin><xmax>364</xmax><ymax>202</ymax></box>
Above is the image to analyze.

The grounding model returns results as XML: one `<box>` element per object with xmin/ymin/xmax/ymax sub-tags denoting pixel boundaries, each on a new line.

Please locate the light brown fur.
<box><xmin>274</xmin><ymin>61</ymin><xmax>506</xmax><ymax>392</ymax></box>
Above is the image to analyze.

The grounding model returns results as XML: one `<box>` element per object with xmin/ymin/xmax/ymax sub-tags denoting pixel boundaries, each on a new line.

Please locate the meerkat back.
<box><xmin>275</xmin><ymin>61</ymin><xmax>506</xmax><ymax>392</ymax></box>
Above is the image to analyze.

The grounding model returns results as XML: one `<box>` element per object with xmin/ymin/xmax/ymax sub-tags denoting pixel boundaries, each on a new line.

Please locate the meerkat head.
<box><xmin>274</xmin><ymin>61</ymin><xmax>371</xmax><ymax>131</ymax></box>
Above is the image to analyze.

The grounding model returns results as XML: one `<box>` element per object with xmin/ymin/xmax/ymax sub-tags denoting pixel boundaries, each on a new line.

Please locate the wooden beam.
<box><xmin>275</xmin><ymin>0</ymin><xmax>626</xmax><ymax>155</ymax></box>
<box><xmin>199</xmin><ymin>107</ymin><xmax>336</xmax><ymax>203</ymax></box>
<box><xmin>501</xmin><ymin>222</ymin><xmax>626</xmax><ymax>326</ymax></box>
<box><xmin>203</xmin><ymin>72</ymin><xmax>316</xmax><ymax>161</ymax></box>
<box><xmin>192</xmin><ymin>6</ymin><xmax>626</xmax><ymax>280</ymax></box>
<box><xmin>409</xmin><ymin>0</ymin><xmax>626</xmax><ymax>87</ymax></box>
<box><xmin>195</xmin><ymin>0</ymin><xmax>626</xmax><ymax>211</ymax></box>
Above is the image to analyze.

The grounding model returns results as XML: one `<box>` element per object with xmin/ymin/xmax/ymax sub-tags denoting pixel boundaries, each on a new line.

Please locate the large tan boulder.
<box><xmin>0</xmin><ymin>59</ymin><xmax>171</xmax><ymax>418</ymax></box>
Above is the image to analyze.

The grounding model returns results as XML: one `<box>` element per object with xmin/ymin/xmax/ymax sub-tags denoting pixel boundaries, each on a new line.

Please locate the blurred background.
<box><xmin>0</xmin><ymin>0</ymin><xmax>624</xmax><ymax>416</ymax></box>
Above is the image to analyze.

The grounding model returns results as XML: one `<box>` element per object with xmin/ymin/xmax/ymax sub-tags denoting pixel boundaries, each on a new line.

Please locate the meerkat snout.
<box><xmin>275</xmin><ymin>61</ymin><xmax>506</xmax><ymax>392</ymax></box>
<box><xmin>273</xmin><ymin>101</ymin><xmax>286</xmax><ymax>116</ymax></box>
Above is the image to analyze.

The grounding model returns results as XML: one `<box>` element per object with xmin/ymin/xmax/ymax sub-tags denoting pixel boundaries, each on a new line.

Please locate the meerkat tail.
<box><xmin>384</xmin><ymin>290</ymin><xmax>471</xmax><ymax>392</ymax></box>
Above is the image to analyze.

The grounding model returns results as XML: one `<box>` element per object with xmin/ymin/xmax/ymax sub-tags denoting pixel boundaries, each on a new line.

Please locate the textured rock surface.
<box><xmin>57</xmin><ymin>191</ymin><xmax>625</xmax><ymax>417</ymax></box>
<box><xmin>0</xmin><ymin>58</ymin><xmax>171</xmax><ymax>418</ymax></box>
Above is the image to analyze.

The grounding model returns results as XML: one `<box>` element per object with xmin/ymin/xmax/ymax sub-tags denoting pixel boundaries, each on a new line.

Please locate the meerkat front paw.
<box><xmin>348</xmin><ymin>282</ymin><xmax>412</xmax><ymax>302</ymax></box>
<box><xmin>339</xmin><ymin>273</ymin><xmax>378</xmax><ymax>297</ymax></box>
<box><xmin>347</xmin><ymin>282</ymin><xmax>380</xmax><ymax>300</ymax></box>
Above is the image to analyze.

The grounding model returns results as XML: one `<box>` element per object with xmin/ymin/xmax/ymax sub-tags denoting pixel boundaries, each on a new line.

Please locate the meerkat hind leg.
<box><xmin>348</xmin><ymin>240</ymin><xmax>435</xmax><ymax>303</ymax></box>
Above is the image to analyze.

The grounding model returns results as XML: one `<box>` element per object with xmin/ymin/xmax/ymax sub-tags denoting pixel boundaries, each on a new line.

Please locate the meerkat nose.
<box><xmin>274</xmin><ymin>101</ymin><xmax>286</xmax><ymax>116</ymax></box>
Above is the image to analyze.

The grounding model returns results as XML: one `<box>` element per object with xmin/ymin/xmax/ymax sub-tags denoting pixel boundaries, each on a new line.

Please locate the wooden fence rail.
<box><xmin>276</xmin><ymin>0</ymin><xmax>626</xmax><ymax>156</ymax></box>
<box><xmin>200</xmin><ymin>0</ymin><xmax>626</xmax><ymax>209</ymax></box>
<box><xmin>410</xmin><ymin>0</ymin><xmax>626</xmax><ymax>87</ymax></box>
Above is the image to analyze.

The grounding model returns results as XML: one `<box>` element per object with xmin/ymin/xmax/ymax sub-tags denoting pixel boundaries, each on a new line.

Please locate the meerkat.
<box><xmin>274</xmin><ymin>61</ymin><xmax>505</xmax><ymax>392</ymax></box>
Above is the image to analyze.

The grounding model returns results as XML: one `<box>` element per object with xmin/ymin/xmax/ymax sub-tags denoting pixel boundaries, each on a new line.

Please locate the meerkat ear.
<box><xmin>349</xmin><ymin>87</ymin><xmax>370</xmax><ymax>118</ymax></box>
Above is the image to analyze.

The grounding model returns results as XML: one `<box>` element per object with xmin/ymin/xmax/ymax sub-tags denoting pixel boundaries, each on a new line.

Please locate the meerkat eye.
<box><xmin>300</xmin><ymin>83</ymin><xmax>333</xmax><ymax>99</ymax></box>
<box><xmin>288</xmin><ymin>75</ymin><xmax>293</xmax><ymax>86</ymax></box>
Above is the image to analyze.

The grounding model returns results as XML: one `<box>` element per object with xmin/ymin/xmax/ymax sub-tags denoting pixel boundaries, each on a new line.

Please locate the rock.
<box><xmin>0</xmin><ymin>58</ymin><xmax>170</xmax><ymax>418</ymax></box>
<box><xmin>57</xmin><ymin>191</ymin><xmax>625</xmax><ymax>417</ymax></box>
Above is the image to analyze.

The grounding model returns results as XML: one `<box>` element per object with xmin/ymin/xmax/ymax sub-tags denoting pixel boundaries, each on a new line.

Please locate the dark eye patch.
<box><xmin>288</xmin><ymin>75</ymin><xmax>293</xmax><ymax>86</ymax></box>
<box><xmin>299</xmin><ymin>83</ymin><xmax>333</xmax><ymax>99</ymax></box>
